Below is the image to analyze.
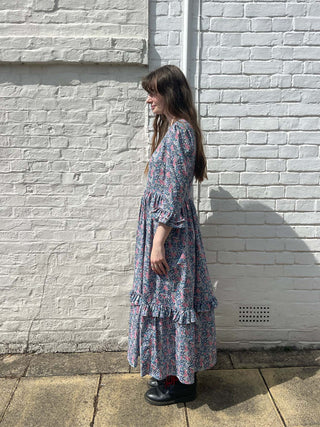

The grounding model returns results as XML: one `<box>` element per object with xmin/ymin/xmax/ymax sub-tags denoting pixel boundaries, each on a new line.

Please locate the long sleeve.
<box><xmin>151</xmin><ymin>121</ymin><xmax>196</xmax><ymax>229</ymax></box>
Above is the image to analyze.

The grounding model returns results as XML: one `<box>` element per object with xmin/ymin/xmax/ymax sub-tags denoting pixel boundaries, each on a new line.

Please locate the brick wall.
<box><xmin>1</xmin><ymin>0</ymin><xmax>319</xmax><ymax>353</ymax></box>
<box><xmin>150</xmin><ymin>0</ymin><xmax>320</xmax><ymax>349</ymax></box>
<box><xmin>0</xmin><ymin>0</ymin><xmax>148</xmax><ymax>353</ymax></box>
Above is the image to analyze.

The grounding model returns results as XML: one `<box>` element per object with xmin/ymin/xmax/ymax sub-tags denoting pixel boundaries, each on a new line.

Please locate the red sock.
<box><xmin>165</xmin><ymin>375</ymin><xmax>179</xmax><ymax>386</ymax></box>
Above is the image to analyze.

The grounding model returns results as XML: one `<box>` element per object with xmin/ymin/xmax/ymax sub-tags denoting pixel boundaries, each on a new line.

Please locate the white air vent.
<box><xmin>239</xmin><ymin>305</ymin><xmax>270</xmax><ymax>324</ymax></box>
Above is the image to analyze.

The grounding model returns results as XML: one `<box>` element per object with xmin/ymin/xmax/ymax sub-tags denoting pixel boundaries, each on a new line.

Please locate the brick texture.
<box><xmin>0</xmin><ymin>0</ymin><xmax>319</xmax><ymax>353</ymax></box>
<box><xmin>0</xmin><ymin>1</ymin><xmax>148</xmax><ymax>353</ymax></box>
<box><xmin>150</xmin><ymin>0</ymin><xmax>320</xmax><ymax>349</ymax></box>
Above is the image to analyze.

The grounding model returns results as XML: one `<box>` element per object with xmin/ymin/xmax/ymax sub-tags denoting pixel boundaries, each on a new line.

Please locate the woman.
<box><xmin>127</xmin><ymin>65</ymin><xmax>218</xmax><ymax>406</ymax></box>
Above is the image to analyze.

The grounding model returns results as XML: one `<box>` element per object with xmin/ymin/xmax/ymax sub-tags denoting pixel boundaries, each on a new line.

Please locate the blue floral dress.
<box><xmin>127</xmin><ymin>118</ymin><xmax>218</xmax><ymax>384</ymax></box>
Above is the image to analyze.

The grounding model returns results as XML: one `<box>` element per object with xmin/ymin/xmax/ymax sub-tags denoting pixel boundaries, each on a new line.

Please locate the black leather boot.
<box><xmin>144</xmin><ymin>374</ymin><xmax>197</xmax><ymax>406</ymax></box>
<box><xmin>147</xmin><ymin>376</ymin><xmax>166</xmax><ymax>387</ymax></box>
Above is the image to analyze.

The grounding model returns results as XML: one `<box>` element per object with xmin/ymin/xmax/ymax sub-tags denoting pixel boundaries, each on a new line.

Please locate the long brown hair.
<box><xmin>142</xmin><ymin>65</ymin><xmax>208</xmax><ymax>183</ymax></box>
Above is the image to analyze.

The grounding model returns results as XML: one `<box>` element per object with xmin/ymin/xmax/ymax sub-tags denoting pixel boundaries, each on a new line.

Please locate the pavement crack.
<box><xmin>258</xmin><ymin>368</ymin><xmax>287</xmax><ymax>427</ymax></box>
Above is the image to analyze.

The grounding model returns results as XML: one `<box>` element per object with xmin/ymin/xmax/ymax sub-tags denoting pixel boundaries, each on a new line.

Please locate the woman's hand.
<box><xmin>150</xmin><ymin>241</ymin><xmax>169</xmax><ymax>275</ymax></box>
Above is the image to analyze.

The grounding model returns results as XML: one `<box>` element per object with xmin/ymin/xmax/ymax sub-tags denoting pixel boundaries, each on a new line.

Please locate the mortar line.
<box><xmin>258</xmin><ymin>368</ymin><xmax>287</xmax><ymax>427</ymax></box>
<box><xmin>184</xmin><ymin>403</ymin><xmax>190</xmax><ymax>427</ymax></box>
<box><xmin>0</xmin><ymin>354</ymin><xmax>32</xmax><ymax>423</ymax></box>
<box><xmin>228</xmin><ymin>351</ymin><xmax>235</xmax><ymax>369</ymax></box>
<box><xmin>90</xmin><ymin>373</ymin><xmax>102</xmax><ymax>427</ymax></box>
<box><xmin>0</xmin><ymin>377</ymin><xmax>21</xmax><ymax>424</ymax></box>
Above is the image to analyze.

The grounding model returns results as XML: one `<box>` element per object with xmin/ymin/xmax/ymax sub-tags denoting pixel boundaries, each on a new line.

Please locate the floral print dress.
<box><xmin>127</xmin><ymin>118</ymin><xmax>218</xmax><ymax>385</ymax></box>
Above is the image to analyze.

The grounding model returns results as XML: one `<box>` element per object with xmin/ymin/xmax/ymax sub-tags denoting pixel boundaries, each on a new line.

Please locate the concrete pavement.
<box><xmin>0</xmin><ymin>349</ymin><xmax>319</xmax><ymax>426</ymax></box>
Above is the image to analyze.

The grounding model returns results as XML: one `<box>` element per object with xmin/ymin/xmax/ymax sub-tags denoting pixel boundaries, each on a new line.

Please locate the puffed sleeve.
<box><xmin>151</xmin><ymin>121</ymin><xmax>196</xmax><ymax>228</ymax></box>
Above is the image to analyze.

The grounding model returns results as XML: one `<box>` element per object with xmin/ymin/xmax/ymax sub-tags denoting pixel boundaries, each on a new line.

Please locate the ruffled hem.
<box><xmin>144</xmin><ymin>190</ymin><xmax>188</xmax><ymax>229</ymax></box>
<box><xmin>129</xmin><ymin>290</ymin><xmax>218</xmax><ymax>325</ymax></box>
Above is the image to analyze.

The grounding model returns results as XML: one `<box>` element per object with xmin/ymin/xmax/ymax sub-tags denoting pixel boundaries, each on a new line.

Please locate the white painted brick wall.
<box><xmin>1</xmin><ymin>0</ymin><xmax>320</xmax><ymax>353</ymax></box>
<box><xmin>0</xmin><ymin>1</ymin><xmax>148</xmax><ymax>353</ymax></box>
<box><xmin>0</xmin><ymin>64</ymin><xmax>148</xmax><ymax>353</ymax></box>
<box><xmin>150</xmin><ymin>0</ymin><xmax>320</xmax><ymax>349</ymax></box>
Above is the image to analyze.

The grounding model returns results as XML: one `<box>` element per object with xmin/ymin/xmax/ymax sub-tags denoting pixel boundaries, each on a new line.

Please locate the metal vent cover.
<box><xmin>238</xmin><ymin>305</ymin><xmax>270</xmax><ymax>325</ymax></box>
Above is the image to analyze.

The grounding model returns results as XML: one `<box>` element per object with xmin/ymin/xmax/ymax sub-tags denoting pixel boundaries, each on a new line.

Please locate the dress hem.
<box><xmin>127</xmin><ymin>354</ymin><xmax>218</xmax><ymax>385</ymax></box>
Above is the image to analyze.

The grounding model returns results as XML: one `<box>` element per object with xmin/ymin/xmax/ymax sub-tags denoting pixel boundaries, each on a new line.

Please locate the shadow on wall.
<box><xmin>203</xmin><ymin>187</ymin><xmax>320</xmax><ymax>349</ymax></box>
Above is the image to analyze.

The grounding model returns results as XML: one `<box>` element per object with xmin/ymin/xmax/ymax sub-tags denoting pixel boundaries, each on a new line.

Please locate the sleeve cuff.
<box><xmin>151</xmin><ymin>206</ymin><xmax>186</xmax><ymax>229</ymax></box>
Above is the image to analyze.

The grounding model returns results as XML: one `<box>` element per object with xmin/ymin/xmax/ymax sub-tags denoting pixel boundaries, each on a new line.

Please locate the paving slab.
<box><xmin>230</xmin><ymin>349</ymin><xmax>320</xmax><ymax>369</ymax></box>
<box><xmin>95</xmin><ymin>373</ymin><xmax>187</xmax><ymax>427</ymax></box>
<box><xmin>261</xmin><ymin>366</ymin><xmax>320</xmax><ymax>426</ymax></box>
<box><xmin>0</xmin><ymin>378</ymin><xmax>18</xmax><ymax>420</ymax></box>
<box><xmin>0</xmin><ymin>354</ymin><xmax>32</xmax><ymax>377</ymax></box>
<box><xmin>0</xmin><ymin>375</ymin><xmax>99</xmax><ymax>427</ymax></box>
<box><xmin>129</xmin><ymin>364</ymin><xmax>140</xmax><ymax>373</ymax></box>
<box><xmin>27</xmin><ymin>351</ymin><xmax>129</xmax><ymax>377</ymax></box>
<box><xmin>186</xmin><ymin>369</ymin><xmax>283</xmax><ymax>427</ymax></box>
<box><xmin>209</xmin><ymin>351</ymin><xmax>233</xmax><ymax>370</ymax></box>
